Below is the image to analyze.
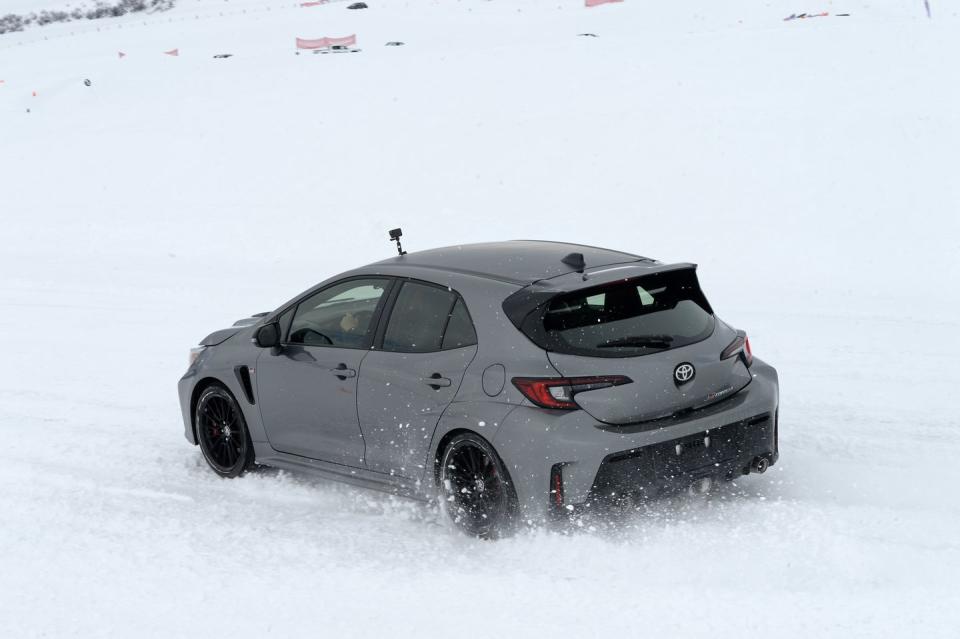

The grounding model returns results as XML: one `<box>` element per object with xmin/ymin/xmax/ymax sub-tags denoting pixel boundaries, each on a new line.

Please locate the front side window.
<box><xmin>288</xmin><ymin>278</ymin><xmax>390</xmax><ymax>348</ymax></box>
<box><xmin>383</xmin><ymin>282</ymin><xmax>476</xmax><ymax>353</ymax></box>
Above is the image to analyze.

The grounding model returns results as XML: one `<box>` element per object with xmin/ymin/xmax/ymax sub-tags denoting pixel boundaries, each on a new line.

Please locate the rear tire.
<box><xmin>439</xmin><ymin>433</ymin><xmax>518</xmax><ymax>539</ymax></box>
<box><xmin>195</xmin><ymin>385</ymin><xmax>255</xmax><ymax>478</ymax></box>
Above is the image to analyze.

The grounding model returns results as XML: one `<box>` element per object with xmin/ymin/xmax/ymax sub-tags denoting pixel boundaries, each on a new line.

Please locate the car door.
<box><xmin>357</xmin><ymin>281</ymin><xmax>478</xmax><ymax>478</ymax></box>
<box><xmin>256</xmin><ymin>278</ymin><xmax>392</xmax><ymax>466</ymax></box>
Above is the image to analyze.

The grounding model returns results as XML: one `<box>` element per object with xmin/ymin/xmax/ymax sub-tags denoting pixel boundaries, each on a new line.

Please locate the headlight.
<box><xmin>188</xmin><ymin>346</ymin><xmax>206</xmax><ymax>367</ymax></box>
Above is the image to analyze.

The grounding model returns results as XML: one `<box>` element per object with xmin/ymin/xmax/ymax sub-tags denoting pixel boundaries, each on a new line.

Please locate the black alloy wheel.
<box><xmin>439</xmin><ymin>433</ymin><xmax>518</xmax><ymax>539</ymax></box>
<box><xmin>195</xmin><ymin>385</ymin><xmax>254</xmax><ymax>478</ymax></box>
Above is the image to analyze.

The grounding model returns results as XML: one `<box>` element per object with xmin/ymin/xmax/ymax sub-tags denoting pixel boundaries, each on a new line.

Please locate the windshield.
<box><xmin>539</xmin><ymin>270</ymin><xmax>714</xmax><ymax>358</ymax></box>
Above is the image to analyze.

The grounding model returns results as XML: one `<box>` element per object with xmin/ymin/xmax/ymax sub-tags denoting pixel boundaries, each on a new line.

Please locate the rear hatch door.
<box><xmin>548</xmin><ymin>328</ymin><xmax>751</xmax><ymax>424</ymax></box>
<box><xmin>522</xmin><ymin>267</ymin><xmax>751</xmax><ymax>424</ymax></box>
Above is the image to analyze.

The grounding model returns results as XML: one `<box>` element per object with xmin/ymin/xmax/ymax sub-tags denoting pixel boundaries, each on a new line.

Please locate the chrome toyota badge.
<box><xmin>674</xmin><ymin>362</ymin><xmax>695</xmax><ymax>386</ymax></box>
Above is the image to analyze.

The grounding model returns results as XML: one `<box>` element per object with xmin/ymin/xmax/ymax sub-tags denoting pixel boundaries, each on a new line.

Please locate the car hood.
<box><xmin>198</xmin><ymin>312</ymin><xmax>268</xmax><ymax>346</ymax></box>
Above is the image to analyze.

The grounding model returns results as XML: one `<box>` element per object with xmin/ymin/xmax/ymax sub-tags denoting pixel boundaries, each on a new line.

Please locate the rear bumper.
<box><xmin>493</xmin><ymin>359</ymin><xmax>779</xmax><ymax>520</ymax></box>
<box><xmin>579</xmin><ymin>411</ymin><xmax>777</xmax><ymax>509</ymax></box>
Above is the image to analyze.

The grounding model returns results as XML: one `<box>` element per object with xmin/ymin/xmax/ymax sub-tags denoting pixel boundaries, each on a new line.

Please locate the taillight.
<box><xmin>721</xmin><ymin>330</ymin><xmax>753</xmax><ymax>367</ymax></box>
<box><xmin>511</xmin><ymin>375</ymin><xmax>632</xmax><ymax>410</ymax></box>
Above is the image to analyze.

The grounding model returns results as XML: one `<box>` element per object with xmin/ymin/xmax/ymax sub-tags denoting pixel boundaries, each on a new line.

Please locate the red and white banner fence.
<box><xmin>585</xmin><ymin>0</ymin><xmax>623</xmax><ymax>6</ymax></box>
<box><xmin>296</xmin><ymin>34</ymin><xmax>356</xmax><ymax>49</ymax></box>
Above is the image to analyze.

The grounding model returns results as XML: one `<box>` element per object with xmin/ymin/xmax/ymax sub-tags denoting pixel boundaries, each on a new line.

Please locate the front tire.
<box><xmin>439</xmin><ymin>433</ymin><xmax>518</xmax><ymax>539</ymax></box>
<box><xmin>195</xmin><ymin>385</ymin><xmax>255</xmax><ymax>478</ymax></box>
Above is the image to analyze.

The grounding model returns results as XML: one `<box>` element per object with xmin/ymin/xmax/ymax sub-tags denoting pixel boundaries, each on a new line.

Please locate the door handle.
<box><xmin>331</xmin><ymin>363</ymin><xmax>356</xmax><ymax>380</ymax></box>
<box><xmin>422</xmin><ymin>373</ymin><xmax>452</xmax><ymax>389</ymax></box>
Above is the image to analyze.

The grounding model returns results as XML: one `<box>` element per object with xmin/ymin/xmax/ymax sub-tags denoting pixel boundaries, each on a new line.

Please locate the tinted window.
<box><xmin>540</xmin><ymin>270</ymin><xmax>714</xmax><ymax>357</ymax></box>
<box><xmin>442</xmin><ymin>299</ymin><xmax>477</xmax><ymax>350</ymax></box>
<box><xmin>288</xmin><ymin>278</ymin><xmax>389</xmax><ymax>348</ymax></box>
<box><xmin>383</xmin><ymin>282</ymin><xmax>461</xmax><ymax>353</ymax></box>
<box><xmin>276</xmin><ymin>306</ymin><xmax>295</xmax><ymax>340</ymax></box>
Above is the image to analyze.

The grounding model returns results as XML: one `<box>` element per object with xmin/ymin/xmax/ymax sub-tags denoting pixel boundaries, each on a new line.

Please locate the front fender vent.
<box><xmin>234</xmin><ymin>365</ymin><xmax>256</xmax><ymax>405</ymax></box>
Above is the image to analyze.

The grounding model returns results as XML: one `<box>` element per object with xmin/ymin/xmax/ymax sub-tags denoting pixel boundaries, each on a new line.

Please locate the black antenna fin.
<box><xmin>561</xmin><ymin>252</ymin><xmax>585</xmax><ymax>273</ymax></box>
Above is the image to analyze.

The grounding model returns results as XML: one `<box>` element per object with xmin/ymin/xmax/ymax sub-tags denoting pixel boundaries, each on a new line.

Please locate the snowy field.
<box><xmin>2</xmin><ymin>0</ymin><xmax>959</xmax><ymax>636</ymax></box>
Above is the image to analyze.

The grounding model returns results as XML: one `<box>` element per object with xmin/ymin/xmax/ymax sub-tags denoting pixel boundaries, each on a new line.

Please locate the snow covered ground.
<box><xmin>1</xmin><ymin>1</ymin><xmax>959</xmax><ymax>636</ymax></box>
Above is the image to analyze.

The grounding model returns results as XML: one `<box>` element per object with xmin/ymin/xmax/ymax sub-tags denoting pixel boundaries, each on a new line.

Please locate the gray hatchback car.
<box><xmin>179</xmin><ymin>239</ymin><xmax>779</xmax><ymax>537</ymax></box>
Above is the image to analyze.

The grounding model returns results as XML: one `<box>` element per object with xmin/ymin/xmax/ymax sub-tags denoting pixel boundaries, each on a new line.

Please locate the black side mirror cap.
<box><xmin>254</xmin><ymin>323</ymin><xmax>281</xmax><ymax>348</ymax></box>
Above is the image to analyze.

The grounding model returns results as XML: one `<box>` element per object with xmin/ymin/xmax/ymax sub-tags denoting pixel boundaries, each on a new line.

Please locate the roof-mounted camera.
<box><xmin>389</xmin><ymin>228</ymin><xmax>407</xmax><ymax>256</ymax></box>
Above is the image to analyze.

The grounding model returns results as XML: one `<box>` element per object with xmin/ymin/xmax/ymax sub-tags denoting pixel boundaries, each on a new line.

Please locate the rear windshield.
<box><xmin>536</xmin><ymin>270</ymin><xmax>714</xmax><ymax>358</ymax></box>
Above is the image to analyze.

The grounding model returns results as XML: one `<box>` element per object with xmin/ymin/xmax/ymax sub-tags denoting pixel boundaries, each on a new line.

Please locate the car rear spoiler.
<box><xmin>501</xmin><ymin>262</ymin><xmax>701</xmax><ymax>331</ymax></box>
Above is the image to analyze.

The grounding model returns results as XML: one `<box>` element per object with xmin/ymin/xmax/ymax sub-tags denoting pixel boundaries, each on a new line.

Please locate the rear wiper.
<box><xmin>597</xmin><ymin>335</ymin><xmax>675</xmax><ymax>349</ymax></box>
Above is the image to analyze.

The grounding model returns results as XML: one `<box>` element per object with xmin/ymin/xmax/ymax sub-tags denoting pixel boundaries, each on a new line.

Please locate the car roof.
<box><xmin>372</xmin><ymin>240</ymin><xmax>654</xmax><ymax>285</ymax></box>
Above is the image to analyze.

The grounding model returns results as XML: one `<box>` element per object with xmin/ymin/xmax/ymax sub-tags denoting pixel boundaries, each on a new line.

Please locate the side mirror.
<box><xmin>254</xmin><ymin>323</ymin><xmax>281</xmax><ymax>348</ymax></box>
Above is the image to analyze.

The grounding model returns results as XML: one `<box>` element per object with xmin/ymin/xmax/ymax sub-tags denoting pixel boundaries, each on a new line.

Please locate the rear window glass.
<box><xmin>539</xmin><ymin>270</ymin><xmax>714</xmax><ymax>357</ymax></box>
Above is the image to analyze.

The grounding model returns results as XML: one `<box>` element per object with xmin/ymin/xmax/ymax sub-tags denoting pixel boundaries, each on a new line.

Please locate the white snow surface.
<box><xmin>2</xmin><ymin>1</ymin><xmax>959</xmax><ymax>637</ymax></box>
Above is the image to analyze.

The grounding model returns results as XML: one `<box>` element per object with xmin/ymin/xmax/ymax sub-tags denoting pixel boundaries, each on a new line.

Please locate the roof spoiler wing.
<box><xmin>502</xmin><ymin>262</ymin><xmax>700</xmax><ymax>331</ymax></box>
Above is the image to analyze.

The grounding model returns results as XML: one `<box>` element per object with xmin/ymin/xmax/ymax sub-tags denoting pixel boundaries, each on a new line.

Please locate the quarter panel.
<box><xmin>425</xmin><ymin>401</ymin><xmax>521</xmax><ymax>491</ymax></box>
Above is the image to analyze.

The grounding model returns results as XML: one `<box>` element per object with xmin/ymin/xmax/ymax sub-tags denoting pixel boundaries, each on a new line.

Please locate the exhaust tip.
<box><xmin>751</xmin><ymin>456</ymin><xmax>769</xmax><ymax>474</ymax></box>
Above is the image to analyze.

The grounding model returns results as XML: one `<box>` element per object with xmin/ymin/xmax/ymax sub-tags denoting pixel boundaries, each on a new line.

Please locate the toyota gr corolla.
<box><xmin>178</xmin><ymin>239</ymin><xmax>779</xmax><ymax>537</ymax></box>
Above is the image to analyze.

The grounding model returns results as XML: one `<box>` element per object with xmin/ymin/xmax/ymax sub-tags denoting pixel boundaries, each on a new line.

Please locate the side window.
<box><xmin>383</xmin><ymin>282</ymin><xmax>478</xmax><ymax>353</ymax></box>
<box><xmin>288</xmin><ymin>278</ymin><xmax>389</xmax><ymax>348</ymax></box>
<box><xmin>383</xmin><ymin>282</ymin><xmax>456</xmax><ymax>353</ymax></box>
<box><xmin>441</xmin><ymin>299</ymin><xmax>477</xmax><ymax>350</ymax></box>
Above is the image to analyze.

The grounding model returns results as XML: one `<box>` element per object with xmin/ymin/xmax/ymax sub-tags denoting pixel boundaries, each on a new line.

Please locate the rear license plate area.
<box><xmin>656</xmin><ymin>425</ymin><xmax>739</xmax><ymax>476</ymax></box>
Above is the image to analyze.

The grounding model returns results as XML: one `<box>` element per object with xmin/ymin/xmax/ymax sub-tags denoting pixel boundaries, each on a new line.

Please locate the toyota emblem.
<box><xmin>674</xmin><ymin>362</ymin><xmax>695</xmax><ymax>385</ymax></box>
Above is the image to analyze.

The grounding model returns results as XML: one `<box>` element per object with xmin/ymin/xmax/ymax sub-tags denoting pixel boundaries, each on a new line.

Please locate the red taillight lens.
<box><xmin>721</xmin><ymin>330</ymin><xmax>753</xmax><ymax>367</ymax></box>
<box><xmin>511</xmin><ymin>376</ymin><xmax>632</xmax><ymax>410</ymax></box>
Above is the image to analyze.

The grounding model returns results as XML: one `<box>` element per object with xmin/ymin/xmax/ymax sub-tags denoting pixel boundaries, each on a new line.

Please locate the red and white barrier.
<box><xmin>164</xmin><ymin>48</ymin><xmax>179</xmax><ymax>56</ymax></box>
<box><xmin>296</xmin><ymin>34</ymin><xmax>356</xmax><ymax>49</ymax></box>
<box><xmin>586</xmin><ymin>0</ymin><xmax>623</xmax><ymax>6</ymax></box>
<box><xmin>300</xmin><ymin>1</ymin><xmax>330</xmax><ymax>7</ymax></box>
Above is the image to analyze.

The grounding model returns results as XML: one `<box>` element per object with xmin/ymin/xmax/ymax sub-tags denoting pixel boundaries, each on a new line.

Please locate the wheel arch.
<box><xmin>189</xmin><ymin>376</ymin><xmax>230</xmax><ymax>444</ymax></box>
<box><xmin>428</xmin><ymin>402</ymin><xmax>519</xmax><ymax>487</ymax></box>
<box><xmin>432</xmin><ymin>428</ymin><xmax>477</xmax><ymax>485</ymax></box>
<box><xmin>432</xmin><ymin>427</ymin><xmax>519</xmax><ymax>499</ymax></box>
